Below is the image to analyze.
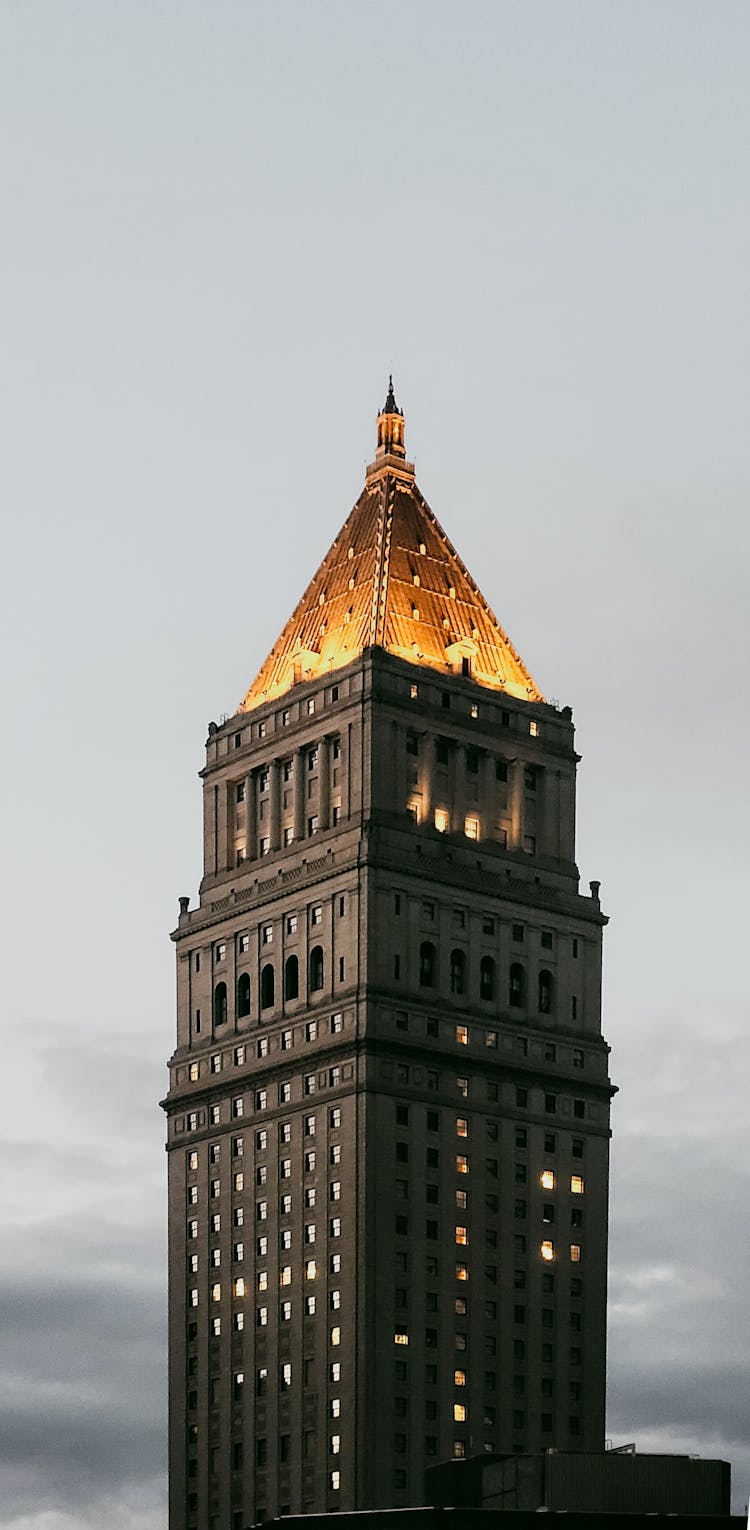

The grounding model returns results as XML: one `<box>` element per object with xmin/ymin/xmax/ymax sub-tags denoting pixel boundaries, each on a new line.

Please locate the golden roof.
<box><xmin>238</xmin><ymin>385</ymin><xmax>543</xmax><ymax>713</ymax></box>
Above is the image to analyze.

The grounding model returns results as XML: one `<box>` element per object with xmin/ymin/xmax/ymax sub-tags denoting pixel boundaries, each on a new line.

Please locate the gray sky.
<box><xmin>1</xmin><ymin>2</ymin><xmax>748</xmax><ymax>1525</ymax></box>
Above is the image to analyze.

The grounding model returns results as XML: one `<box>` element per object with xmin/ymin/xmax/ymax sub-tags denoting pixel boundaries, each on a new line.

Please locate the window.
<box><xmin>255</xmin><ymin>1089</ymin><xmax>267</xmax><ymax>1112</ymax></box>
<box><xmin>260</xmin><ymin>965</ymin><xmax>275</xmax><ymax>1010</ymax></box>
<box><xmin>286</xmin><ymin>913</ymin><xmax>298</xmax><ymax>935</ymax></box>
<box><xmin>331</xmin><ymin>1011</ymin><xmax>343</xmax><ymax>1034</ymax></box>
<box><xmin>570</xmin><ymin>1244</ymin><xmax>582</xmax><ymax>1263</ymax></box>
<box><xmin>455</xmin><ymin>1226</ymin><xmax>468</xmax><ymax>1246</ymax></box>
<box><xmin>419</xmin><ymin>941</ymin><xmax>436</xmax><ymax>988</ymax></box>
<box><xmin>465</xmin><ymin>815</ymin><xmax>479</xmax><ymax>840</ymax></box>
<box><xmin>456</xmin><ymin>1154</ymin><xmax>468</xmax><ymax>1174</ymax></box>
<box><xmin>455</xmin><ymin>1024</ymin><xmax>468</xmax><ymax>1047</ymax></box>
<box><xmin>309</xmin><ymin>946</ymin><xmax>324</xmax><ymax>992</ymax></box>
<box><xmin>541</xmin><ymin>1170</ymin><xmax>555</xmax><ymax>1190</ymax></box>
<box><xmin>572</xmin><ymin>1136</ymin><xmax>584</xmax><ymax>1158</ymax></box>
<box><xmin>485</xmin><ymin>1028</ymin><xmax>498</xmax><ymax>1049</ymax></box>
<box><xmin>284</xmin><ymin>955</ymin><xmax>299</xmax><ymax>1001</ymax></box>
<box><xmin>538</xmin><ymin>970</ymin><xmax>554</xmax><ymax>1015</ymax></box>
<box><xmin>450</xmin><ymin>950</ymin><xmax>466</xmax><ymax>995</ymax></box>
<box><xmin>571</xmin><ymin>1175</ymin><xmax>585</xmax><ymax>1195</ymax></box>
<box><xmin>573</xmin><ymin>1048</ymin><xmax>584</xmax><ymax>1069</ymax></box>
<box><xmin>213</xmin><ymin>982</ymin><xmax>228</xmax><ymax>1027</ymax></box>
<box><xmin>456</xmin><ymin>1118</ymin><xmax>468</xmax><ymax>1139</ymax></box>
<box><xmin>509</xmin><ymin>964</ymin><xmax>525</xmax><ymax>1007</ymax></box>
<box><xmin>435</xmin><ymin>808</ymin><xmax>449</xmax><ymax>833</ymax></box>
<box><xmin>234</xmin><ymin>1045</ymin><xmax>245</xmax><ymax>1065</ymax></box>
<box><xmin>541</xmin><ymin>1240</ymin><xmax>555</xmax><ymax>1262</ymax></box>
<box><xmin>574</xmin><ymin>1098</ymin><xmax>586</xmax><ymax>1119</ymax></box>
<box><xmin>311</xmin><ymin>904</ymin><xmax>322</xmax><ymax>926</ymax></box>
<box><xmin>480</xmin><ymin>956</ymin><xmax>495</xmax><ymax>1001</ymax></box>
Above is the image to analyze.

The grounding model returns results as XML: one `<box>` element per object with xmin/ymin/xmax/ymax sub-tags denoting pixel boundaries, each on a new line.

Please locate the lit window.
<box><xmin>541</xmin><ymin>1170</ymin><xmax>556</xmax><ymax>1190</ymax></box>
<box><xmin>188</xmin><ymin>1062</ymin><xmax>199</xmax><ymax>1082</ymax></box>
<box><xmin>280</xmin><ymin>1266</ymin><xmax>292</xmax><ymax>1287</ymax></box>
<box><xmin>330</xmin><ymin>1471</ymin><xmax>340</xmax><ymax>1491</ymax></box>
<box><xmin>394</xmin><ymin>1329</ymin><xmax>409</xmax><ymax>1345</ymax></box>
<box><xmin>455</xmin><ymin>1025</ymin><xmax>468</xmax><ymax>1046</ymax></box>
<box><xmin>234</xmin><ymin>1277</ymin><xmax>246</xmax><ymax>1297</ymax></box>
<box><xmin>330</xmin><ymin>1434</ymin><xmax>341</xmax><ymax>1455</ymax></box>
<box><xmin>233</xmin><ymin>1172</ymin><xmax>244</xmax><ymax>1192</ymax></box>
<box><xmin>541</xmin><ymin>1241</ymin><xmax>555</xmax><ymax>1262</ymax></box>
<box><xmin>464</xmin><ymin>815</ymin><xmax>479</xmax><ymax>840</ymax></box>
<box><xmin>456</xmin><ymin>1262</ymin><xmax>469</xmax><ymax>1281</ymax></box>
<box><xmin>211</xmin><ymin>1283</ymin><xmax>221</xmax><ymax>1303</ymax></box>
<box><xmin>306</xmin><ymin>1260</ymin><xmax>317</xmax><ymax>1281</ymax></box>
<box><xmin>570</xmin><ymin>1244</ymin><xmax>582</xmax><ymax>1263</ymax></box>
<box><xmin>456</xmin><ymin>1189</ymin><xmax>467</xmax><ymax>1210</ymax></box>
<box><xmin>330</xmin><ymin>1397</ymin><xmax>341</xmax><ymax>1418</ymax></box>
<box><xmin>435</xmin><ymin>808</ymin><xmax>449</xmax><ymax>832</ymax></box>
<box><xmin>455</xmin><ymin>1227</ymin><xmax>468</xmax><ymax>1246</ymax></box>
<box><xmin>456</xmin><ymin>1118</ymin><xmax>468</xmax><ymax>1138</ymax></box>
<box><xmin>529</xmin><ymin>720</ymin><xmax>539</xmax><ymax>737</ymax></box>
<box><xmin>330</xmin><ymin>1326</ymin><xmax>341</xmax><ymax>1346</ymax></box>
<box><xmin>456</xmin><ymin>1154</ymin><xmax>468</xmax><ymax>1174</ymax></box>
<box><xmin>571</xmin><ymin>1175</ymin><xmax>585</xmax><ymax>1194</ymax></box>
<box><xmin>454</xmin><ymin>1403</ymin><xmax>467</xmax><ymax>1422</ymax></box>
<box><xmin>257</xmin><ymin>1271</ymin><xmax>268</xmax><ymax>1292</ymax></box>
<box><xmin>455</xmin><ymin>1369</ymin><xmax>466</xmax><ymax>1387</ymax></box>
<box><xmin>306</xmin><ymin>1295</ymin><xmax>316</xmax><ymax>1315</ymax></box>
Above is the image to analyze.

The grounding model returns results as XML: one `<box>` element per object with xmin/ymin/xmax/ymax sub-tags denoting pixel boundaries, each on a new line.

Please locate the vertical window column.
<box><xmin>245</xmin><ymin>770</ymin><xmax>258</xmax><ymax>861</ymax></box>
<box><xmin>421</xmin><ymin>732</ymin><xmax>437</xmax><ymax>824</ymax></box>
<box><xmin>478</xmin><ymin>747</ymin><xmax>494</xmax><ymax>839</ymax></box>
<box><xmin>269</xmin><ymin>759</ymin><xmax>282</xmax><ymax>852</ymax></box>
<box><xmin>293</xmin><ymin>747</ymin><xmax>306</xmax><ymax>842</ymax></box>
<box><xmin>218</xmin><ymin>780</ymin><xmax>231</xmax><ymax>871</ymax></box>
<box><xmin>317</xmin><ymin>737</ymin><xmax>331</xmax><ymax>832</ymax></box>
<box><xmin>509</xmin><ymin>758</ymin><xmax>525</xmax><ymax>851</ymax></box>
<box><xmin>450</xmin><ymin>742</ymin><xmax>465</xmax><ymax>836</ymax></box>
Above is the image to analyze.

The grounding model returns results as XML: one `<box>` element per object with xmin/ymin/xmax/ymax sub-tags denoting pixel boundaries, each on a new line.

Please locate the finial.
<box><xmin>382</xmin><ymin>375</ymin><xmax>402</xmax><ymax>416</ymax></box>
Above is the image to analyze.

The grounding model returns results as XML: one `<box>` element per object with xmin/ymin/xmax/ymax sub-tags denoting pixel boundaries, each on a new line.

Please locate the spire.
<box><xmin>369</xmin><ymin>374</ymin><xmax>412</xmax><ymax>478</ymax></box>
<box><xmin>382</xmin><ymin>374</ymin><xmax>402</xmax><ymax>417</ymax></box>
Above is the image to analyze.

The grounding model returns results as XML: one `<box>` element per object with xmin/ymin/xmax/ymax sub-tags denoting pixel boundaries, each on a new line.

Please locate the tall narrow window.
<box><xmin>237</xmin><ymin>973</ymin><xmax>251</xmax><ymax>1018</ymax></box>
<box><xmin>450</xmin><ymin>950</ymin><xmax>466</xmax><ymax>996</ymax></box>
<box><xmin>309</xmin><ymin>946</ymin><xmax>324</xmax><ymax>993</ymax></box>
<box><xmin>480</xmin><ymin>956</ymin><xmax>495</xmax><ymax>1001</ymax></box>
<box><xmin>284</xmin><ymin>955</ymin><xmax>299</xmax><ymax>1001</ymax></box>
<box><xmin>213</xmin><ymin>982</ymin><xmax>228</xmax><ymax>1027</ymax></box>
<box><xmin>420</xmin><ymin>942</ymin><xmax>437</xmax><ymax>988</ymax></box>
<box><xmin>260</xmin><ymin>965</ymin><xmax>275</xmax><ymax>1011</ymax></box>
<box><xmin>538</xmin><ymin>970</ymin><xmax>554</xmax><ymax>1015</ymax></box>
<box><xmin>509</xmin><ymin>964</ymin><xmax>526</xmax><ymax>1008</ymax></box>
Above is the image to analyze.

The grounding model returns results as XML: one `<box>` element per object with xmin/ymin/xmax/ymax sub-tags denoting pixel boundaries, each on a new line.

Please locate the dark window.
<box><xmin>437</xmin><ymin>738</ymin><xmax>449</xmax><ymax>765</ymax></box>
<box><xmin>236</xmin><ymin>973</ymin><xmax>251</xmax><ymax>1018</ymax></box>
<box><xmin>427</xmin><ymin>1111</ymin><xmax>439</xmax><ymax>1132</ymax></box>
<box><xmin>495</xmin><ymin>759</ymin><xmax>508</xmax><ymax>782</ymax></box>
<box><xmin>260</xmin><ymin>965</ymin><xmax>275</xmax><ymax>1010</ymax></box>
<box><xmin>441</xmin><ymin>692</ymin><xmax>450</xmax><ymax>709</ymax></box>
<box><xmin>450</xmin><ymin>949</ymin><xmax>466</xmax><ymax>995</ymax></box>
<box><xmin>466</xmin><ymin>749</ymin><xmax>479</xmax><ymax>774</ymax></box>
<box><xmin>284</xmin><ymin>955</ymin><xmax>299</xmax><ymax>1001</ymax></box>
<box><xmin>406</xmin><ymin>733</ymin><xmax>419</xmax><ymax>755</ymax></box>
<box><xmin>512</xmin><ymin>923</ymin><xmax>524</xmax><ymax>943</ymax></box>
<box><xmin>545</xmin><ymin>1094</ymin><xmax>557</xmax><ymax>1114</ymax></box>
<box><xmin>213</xmin><ymin>982</ymin><xmax>228</xmax><ymax>1027</ymax></box>
<box><xmin>420</xmin><ymin>942</ymin><xmax>437</xmax><ymax>988</ymax></box>
<box><xmin>572</xmin><ymin>1137</ymin><xmax>584</xmax><ymax>1158</ymax></box>
<box><xmin>538</xmin><ymin>970</ymin><xmax>554</xmax><ymax>1014</ymax></box>
<box><xmin>544</xmin><ymin>1132</ymin><xmax>557</xmax><ymax>1153</ymax></box>
<box><xmin>509</xmin><ymin>963</ymin><xmax>526</xmax><ymax>1007</ymax></box>
<box><xmin>573</xmin><ymin>1098</ymin><xmax>586</xmax><ymax>1119</ymax></box>
<box><xmin>309</xmin><ymin>946</ymin><xmax>324</xmax><ymax>992</ymax></box>
<box><xmin>480</xmin><ymin>956</ymin><xmax>495</xmax><ymax>1001</ymax></box>
<box><xmin>516</xmin><ymin>1087</ymin><xmax>528</xmax><ymax>1108</ymax></box>
<box><xmin>524</xmin><ymin>766</ymin><xmax>536</xmax><ymax>791</ymax></box>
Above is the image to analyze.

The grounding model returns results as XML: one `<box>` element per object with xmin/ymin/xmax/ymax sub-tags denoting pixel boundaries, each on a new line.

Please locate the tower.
<box><xmin>163</xmin><ymin>384</ymin><xmax>614</xmax><ymax>1530</ymax></box>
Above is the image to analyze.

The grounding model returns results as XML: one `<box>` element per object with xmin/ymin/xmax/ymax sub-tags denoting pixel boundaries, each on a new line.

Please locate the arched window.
<box><xmin>480</xmin><ymin>955</ymin><xmax>495</xmax><ymax>1001</ymax></box>
<box><xmin>420</xmin><ymin>941</ymin><xmax>436</xmax><ymax>988</ymax></box>
<box><xmin>450</xmin><ymin>949</ymin><xmax>466</xmax><ymax>996</ymax></box>
<box><xmin>509</xmin><ymin>963</ymin><xmax>526</xmax><ymax>1008</ymax></box>
<box><xmin>260</xmin><ymin>964</ymin><xmax>275</xmax><ymax>1011</ymax></box>
<box><xmin>284</xmin><ymin>955</ymin><xmax>299</xmax><ymax>1002</ymax></box>
<box><xmin>237</xmin><ymin>972</ymin><xmax>251</xmax><ymax>1018</ymax></box>
<box><xmin>309</xmin><ymin>946</ymin><xmax>324</xmax><ymax>993</ymax></box>
<box><xmin>538</xmin><ymin>969</ymin><xmax>554</xmax><ymax>1015</ymax></box>
<box><xmin>213</xmin><ymin>981</ymin><xmax>228</xmax><ymax>1027</ymax></box>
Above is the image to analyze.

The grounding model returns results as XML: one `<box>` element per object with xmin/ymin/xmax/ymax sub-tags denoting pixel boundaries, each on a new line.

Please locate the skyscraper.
<box><xmin>163</xmin><ymin>383</ymin><xmax>614</xmax><ymax>1530</ymax></box>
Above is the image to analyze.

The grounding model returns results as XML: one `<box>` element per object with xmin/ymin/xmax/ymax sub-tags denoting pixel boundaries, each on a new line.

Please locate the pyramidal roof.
<box><xmin>238</xmin><ymin>383</ymin><xmax>543</xmax><ymax>713</ymax></box>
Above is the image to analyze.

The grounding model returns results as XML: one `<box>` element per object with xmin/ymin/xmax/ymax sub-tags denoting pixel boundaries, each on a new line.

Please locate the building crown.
<box><xmin>237</xmin><ymin>387</ymin><xmax>543</xmax><ymax>713</ymax></box>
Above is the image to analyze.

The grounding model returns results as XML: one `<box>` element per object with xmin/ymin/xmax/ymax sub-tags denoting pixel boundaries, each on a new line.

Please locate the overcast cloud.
<box><xmin>0</xmin><ymin>2</ymin><xmax>748</xmax><ymax>1525</ymax></box>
